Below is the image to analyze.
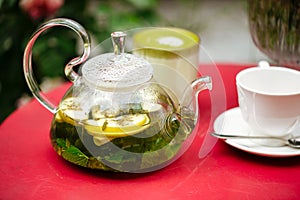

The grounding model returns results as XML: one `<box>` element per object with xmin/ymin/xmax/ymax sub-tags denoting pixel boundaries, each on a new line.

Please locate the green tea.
<box><xmin>50</xmin><ymin>97</ymin><xmax>195</xmax><ymax>172</ymax></box>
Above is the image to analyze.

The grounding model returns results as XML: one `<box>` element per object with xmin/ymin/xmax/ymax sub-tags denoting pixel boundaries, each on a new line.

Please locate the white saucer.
<box><xmin>213</xmin><ymin>107</ymin><xmax>300</xmax><ymax>157</ymax></box>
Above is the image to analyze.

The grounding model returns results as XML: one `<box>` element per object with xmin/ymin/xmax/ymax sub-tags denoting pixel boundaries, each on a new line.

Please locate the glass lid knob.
<box><xmin>111</xmin><ymin>31</ymin><xmax>126</xmax><ymax>56</ymax></box>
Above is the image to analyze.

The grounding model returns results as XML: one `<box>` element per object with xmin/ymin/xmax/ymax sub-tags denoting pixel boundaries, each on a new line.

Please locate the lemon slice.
<box><xmin>54</xmin><ymin>110</ymin><xmax>64</xmax><ymax>123</ymax></box>
<box><xmin>84</xmin><ymin>114</ymin><xmax>150</xmax><ymax>138</ymax></box>
<box><xmin>57</xmin><ymin>97</ymin><xmax>88</xmax><ymax>125</ymax></box>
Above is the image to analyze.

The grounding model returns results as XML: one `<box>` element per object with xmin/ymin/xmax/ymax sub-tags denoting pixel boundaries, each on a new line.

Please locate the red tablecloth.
<box><xmin>1</xmin><ymin>63</ymin><xmax>300</xmax><ymax>200</ymax></box>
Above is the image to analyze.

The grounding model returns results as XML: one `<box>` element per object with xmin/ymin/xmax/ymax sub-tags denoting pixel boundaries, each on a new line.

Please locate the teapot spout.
<box><xmin>162</xmin><ymin>76</ymin><xmax>212</xmax><ymax>144</ymax></box>
<box><xmin>191</xmin><ymin>76</ymin><xmax>212</xmax><ymax>94</ymax></box>
<box><xmin>181</xmin><ymin>76</ymin><xmax>212</xmax><ymax>109</ymax></box>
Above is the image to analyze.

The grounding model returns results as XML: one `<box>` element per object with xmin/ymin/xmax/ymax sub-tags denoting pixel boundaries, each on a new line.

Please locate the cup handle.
<box><xmin>258</xmin><ymin>60</ymin><xmax>270</xmax><ymax>68</ymax></box>
<box><xmin>23</xmin><ymin>18</ymin><xmax>91</xmax><ymax>113</ymax></box>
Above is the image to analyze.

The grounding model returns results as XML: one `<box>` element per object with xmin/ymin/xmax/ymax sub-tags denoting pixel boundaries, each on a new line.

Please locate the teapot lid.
<box><xmin>81</xmin><ymin>32</ymin><xmax>153</xmax><ymax>89</ymax></box>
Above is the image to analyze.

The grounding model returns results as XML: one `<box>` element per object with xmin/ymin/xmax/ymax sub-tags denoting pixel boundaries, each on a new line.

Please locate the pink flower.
<box><xmin>20</xmin><ymin>0</ymin><xmax>64</xmax><ymax>20</ymax></box>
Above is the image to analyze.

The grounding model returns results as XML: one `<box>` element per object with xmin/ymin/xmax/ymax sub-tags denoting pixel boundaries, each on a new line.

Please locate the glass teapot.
<box><xmin>23</xmin><ymin>18</ymin><xmax>212</xmax><ymax>173</ymax></box>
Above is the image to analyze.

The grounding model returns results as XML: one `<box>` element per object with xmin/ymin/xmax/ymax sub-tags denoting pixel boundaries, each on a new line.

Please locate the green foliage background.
<box><xmin>0</xmin><ymin>0</ymin><xmax>160</xmax><ymax>122</ymax></box>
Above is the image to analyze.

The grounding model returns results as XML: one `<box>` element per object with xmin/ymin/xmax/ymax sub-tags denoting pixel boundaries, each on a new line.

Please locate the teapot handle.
<box><xmin>23</xmin><ymin>18</ymin><xmax>91</xmax><ymax>113</ymax></box>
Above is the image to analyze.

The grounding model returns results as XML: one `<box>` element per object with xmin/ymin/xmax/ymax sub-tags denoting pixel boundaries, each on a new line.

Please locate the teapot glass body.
<box><xmin>23</xmin><ymin>18</ymin><xmax>212</xmax><ymax>173</ymax></box>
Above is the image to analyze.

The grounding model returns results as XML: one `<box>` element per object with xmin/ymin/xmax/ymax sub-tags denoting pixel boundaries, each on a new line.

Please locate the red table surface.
<box><xmin>1</xmin><ymin>63</ymin><xmax>300</xmax><ymax>200</ymax></box>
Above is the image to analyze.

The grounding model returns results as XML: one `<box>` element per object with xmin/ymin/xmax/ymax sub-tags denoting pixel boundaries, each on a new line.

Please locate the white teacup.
<box><xmin>236</xmin><ymin>62</ymin><xmax>300</xmax><ymax>146</ymax></box>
